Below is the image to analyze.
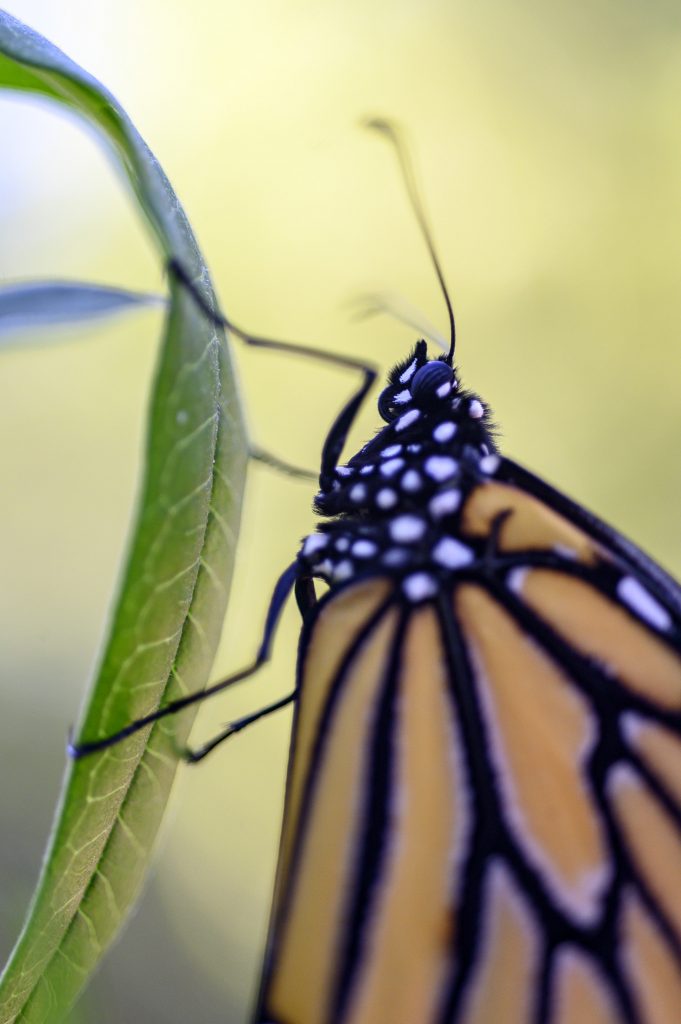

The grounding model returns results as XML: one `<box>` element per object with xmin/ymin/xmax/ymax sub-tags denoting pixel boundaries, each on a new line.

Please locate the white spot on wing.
<box><xmin>349</xmin><ymin>483</ymin><xmax>367</xmax><ymax>502</ymax></box>
<box><xmin>617</xmin><ymin>576</ymin><xmax>672</xmax><ymax>632</ymax></box>
<box><xmin>381</xmin><ymin>444</ymin><xmax>402</xmax><ymax>458</ymax></box>
<box><xmin>336</xmin><ymin>465</ymin><xmax>352</xmax><ymax>477</ymax></box>
<box><xmin>553</xmin><ymin>543</ymin><xmax>578</xmax><ymax>560</ymax></box>
<box><xmin>508</xmin><ymin>567</ymin><xmax>528</xmax><ymax>595</ymax></box>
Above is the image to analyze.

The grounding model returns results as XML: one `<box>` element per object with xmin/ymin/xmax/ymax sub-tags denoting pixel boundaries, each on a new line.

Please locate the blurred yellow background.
<box><xmin>1</xmin><ymin>1</ymin><xmax>680</xmax><ymax>1020</ymax></box>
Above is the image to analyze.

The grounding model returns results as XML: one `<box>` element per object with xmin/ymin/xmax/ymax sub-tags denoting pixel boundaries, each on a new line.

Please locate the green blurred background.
<box><xmin>1</xmin><ymin>1</ymin><xmax>680</xmax><ymax>1020</ymax></box>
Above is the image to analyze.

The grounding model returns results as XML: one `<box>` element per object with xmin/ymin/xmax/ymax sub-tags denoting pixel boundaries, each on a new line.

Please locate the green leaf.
<box><xmin>0</xmin><ymin>280</ymin><xmax>164</xmax><ymax>339</ymax></box>
<box><xmin>0</xmin><ymin>11</ymin><xmax>248</xmax><ymax>1024</ymax></box>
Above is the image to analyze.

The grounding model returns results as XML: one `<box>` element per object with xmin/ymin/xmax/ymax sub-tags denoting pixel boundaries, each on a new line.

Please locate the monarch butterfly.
<box><xmin>73</xmin><ymin>122</ymin><xmax>681</xmax><ymax>1024</ymax></box>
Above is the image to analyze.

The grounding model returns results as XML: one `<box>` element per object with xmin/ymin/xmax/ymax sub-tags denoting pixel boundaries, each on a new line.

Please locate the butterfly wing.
<box><xmin>257</xmin><ymin>461</ymin><xmax>681</xmax><ymax>1024</ymax></box>
<box><xmin>448</xmin><ymin>459</ymin><xmax>681</xmax><ymax>1023</ymax></box>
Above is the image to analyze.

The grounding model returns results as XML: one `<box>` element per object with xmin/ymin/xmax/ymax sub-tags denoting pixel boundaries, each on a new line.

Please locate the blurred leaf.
<box><xmin>0</xmin><ymin>11</ymin><xmax>248</xmax><ymax>1024</ymax></box>
<box><xmin>0</xmin><ymin>280</ymin><xmax>164</xmax><ymax>339</ymax></box>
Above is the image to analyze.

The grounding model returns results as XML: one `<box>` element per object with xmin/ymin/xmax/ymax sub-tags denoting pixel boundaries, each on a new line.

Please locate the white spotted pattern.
<box><xmin>432</xmin><ymin>537</ymin><xmax>474</xmax><ymax>569</ymax></box>
<box><xmin>352</xmin><ymin>540</ymin><xmax>378</xmax><ymax>558</ymax></box>
<box><xmin>401</xmin><ymin>470</ymin><xmax>422</xmax><ymax>493</ymax></box>
<box><xmin>395</xmin><ymin>409</ymin><xmax>421</xmax><ymax>432</ymax></box>
<box><xmin>303</xmin><ymin>534</ymin><xmax>328</xmax><ymax>557</ymax></box>
<box><xmin>425</xmin><ymin>456</ymin><xmax>458</xmax><ymax>482</ymax></box>
<box><xmin>381</xmin><ymin>444</ymin><xmax>402</xmax><ymax>458</ymax></box>
<box><xmin>390</xmin><ymin>515</ymin><xmax>426</xmax><ymax>543</ymax></box>
<box><xmin>403</xmin><ymin>573</ymin><xmax>438</xmax><ymax>601</ymax></box>
<box><xmin>429</xmin><ymin>490</ymin><xmax>461</xmax><ymax>518</ymax></box>
<box><xmin>380</xmin><ymin>457</ymin><xmax>405</xmax><ymax>478</ymax></box>
<box><xmin>376</xmin><ymin>488</ymin><xmax>397</xmax><ymax>509</ymax></box>
<box><xmin>433</xmin><ymin>421</ymin><xmax>457</xmax><ymax>443</ymax></box>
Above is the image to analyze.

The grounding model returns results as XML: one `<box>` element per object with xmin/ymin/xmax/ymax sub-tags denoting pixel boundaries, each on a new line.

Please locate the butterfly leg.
<box><xmin>69</xmin><ymin>561</ymin><xmax>302</xmax><ymax>759</ymax></box>
<box><xmin>166</xmin><ymin>258</ymin><xmax>377</xmax><ymax>489</ymax></box>
<box><xmin>183</xmin><ymin>691</ymin><xmax>297</xmax><ymax>764</ymax></box>
<box><xmin>249</xmin><ymin>445</ymin><xmax>317</xmax><ymax>481</ymax></box>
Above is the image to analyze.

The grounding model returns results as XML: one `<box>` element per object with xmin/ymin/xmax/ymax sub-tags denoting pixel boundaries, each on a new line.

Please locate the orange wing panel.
<box><xmin>345</xmin><ymin>606</ymin><xmax>467</xmax><ymax>1024</ymax></box>
<box><xmin>516</xmin><ymin>570</ymin><xmax>681</xmax><ymax>710</ymax></box>
<box><xmin>461</xmin><ymin>481</ymin><xmax>601</xmax><ymax>563</ymax></box>
<box><xmin>459</xmin><ymin>862</ymin><xmax>538</xmax><ymax>1024</ymax></box>
<box><xmin>456</xmin><ymin>584</ymin><xmax>608</xmax><ymax>923</ymax></box>
<box><xmin>264</xmin><ymin>587</ymin><xmax>397</xmax><ymax>1024</ymax></box>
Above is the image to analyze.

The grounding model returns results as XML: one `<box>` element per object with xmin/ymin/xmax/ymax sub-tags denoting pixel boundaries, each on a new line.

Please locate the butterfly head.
<box><xmin>377</xmin><ymin>339</ymin><xmax>458</xmax><ymax>422</ymax></box>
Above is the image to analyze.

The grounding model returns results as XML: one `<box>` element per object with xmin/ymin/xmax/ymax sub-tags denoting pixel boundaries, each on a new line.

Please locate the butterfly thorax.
<box><xmin>298</xmin><ymin>340</ymin><xmax>500</xmax><ymax>602</ymax></box>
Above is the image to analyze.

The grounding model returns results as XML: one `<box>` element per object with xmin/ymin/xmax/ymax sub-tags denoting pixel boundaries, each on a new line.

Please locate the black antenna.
<box><xmin>366</xmin><ymin>118</ymin><xmax>456</xmax><ymax>363</ymax></box>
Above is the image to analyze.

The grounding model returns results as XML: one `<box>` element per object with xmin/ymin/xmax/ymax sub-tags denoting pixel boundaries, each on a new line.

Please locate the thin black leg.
<box><xmin>69</xmin><ymin>561</ymin><xmax>301</xmax><ymax>759</ymax></box>
<box><xmin>249</xmin><ymin>445</ymin><xmax>317</xmax><ymax>481</ymax></box>
<box><xmin>183</xmin><ymin>691</ymin><xmax>297</xmax><ymax>764</ymax></box>
<box><xmin>166</xmin><ymin>258</ymin><xmax>378</xmax><ymax>487</ymax></box>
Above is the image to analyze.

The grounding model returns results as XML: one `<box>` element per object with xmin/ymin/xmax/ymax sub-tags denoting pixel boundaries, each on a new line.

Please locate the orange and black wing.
<box><xmin>257</xmin><ymin>463</ymin><xmax>681</xmax><ymax>1024</ymax></box>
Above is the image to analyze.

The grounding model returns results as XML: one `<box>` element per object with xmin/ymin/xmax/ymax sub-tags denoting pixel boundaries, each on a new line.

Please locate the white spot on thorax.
<box><xmin>380</xmin><ymin>457</ymin><xmax>405</xmax><ymax>478</ymax></box>
<box><xmin>336</xmin><ymin>465</ymin><xmax>352</xmax><ymax>477</ymax></box>
<box><xmin>479</xmin><ymin>454</ymin><xmax>500</xmax><ymax>474</ymax></box>
<box><xmin>617</xmin><ymin>576</ymin><xmax>671</xmax><ymax>632</ymax></box>
<box><xmin>403</xmin><ymin>573</ymin><xmax>438</xmax><ymax>601</ymax></box>
<box><xmin>303</xmin><ymin>533</ymin><xmax>328</xmax><ymax>557</ymax></box>
<box><xmin>436</xmin><ymin>381</ymin><xmax>452</xmax><ymax>398</ymax></box>
<box><xmin>433</xmin><ymin>537</ymin><xmax>474</xmax><ymax>569</ymax></box>
<box><xmin>383</xmin><ymin>548</ymin><xmax>409</xmax><ymax>566</ymax></box>
<box><xmin>352</xmin><ymin>539</ymin><xmax>378</xmax><ymax>558</ymax></box>
<box><xmin>332</xmin><ymin>560</ymin><xmax>354</xmax><ymax>582</ymax></box>
<box><xmin>433</xmin><ymin>421</ymin><xmax>457</xmax><ymax>443</ymax></box>
<box><xmin>349</xmin><ymin>483</ymin><xmax>367</xmax><ymax>502</ymax></box>
<box><xmin>381</xmin><ymin>444</ymin><xmax>402</xmax><ymax>458</ymax></box>
<box><xmin>401</xmin><ymin>469</ymin><xmax>422</xmax><ymax>492</ymax></box>
<box><xmin>399</xmin><ymin>360</ymin><xmax>418</xmax><ymax>383</ymax></box>
<box><xmin>469</xmin><ymin>399</ymin><xmax>484</xmax><ymax>419</ymax></box>
<box><xmin>393</xmin><ymin>389</ymin><xmax>411</xmax><ymax>405</ymax></box>
<box><xmin>395</xmin><ymin>409</ymin><xmax>421</xmax><ymax>432</ymax></box>
<box><xmin>390</xmin><ymin>515</ymin><xmax>426</xmax><ymax>543</ymax></box>
<box><xmin>336</xmin><ymin>537</ymin><xmax>350</xmax><ymax>551</ymax></box>
<box><xmin>429</xmin><ymin>489</ymin><xmax>461</xmax><ymax>518</ymax></box>
<box><xmin>376</xmin><ymin>488</ymin><xmax>397</xmax><ymax>509</ymax></box>
<box><xmin>425</xmin><ymin>456</ymin><xmax>458</xmax><ymax>482</ymax></box>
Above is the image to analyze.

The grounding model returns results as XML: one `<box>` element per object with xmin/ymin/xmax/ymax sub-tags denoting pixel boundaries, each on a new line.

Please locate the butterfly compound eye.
<box><xmin>410</xmin><ymin>360</ymin><xmax>454</xmax><ymax>404</ymax></box>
